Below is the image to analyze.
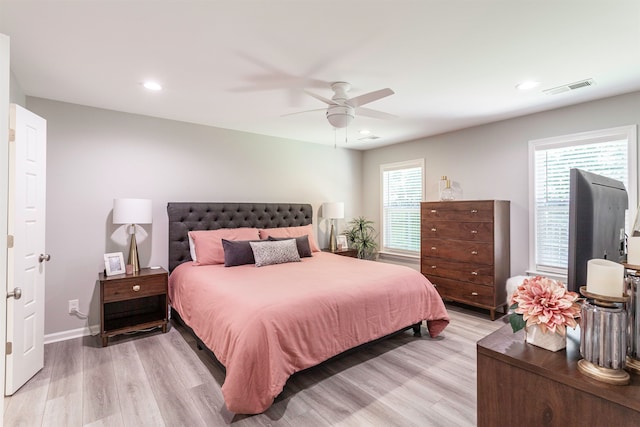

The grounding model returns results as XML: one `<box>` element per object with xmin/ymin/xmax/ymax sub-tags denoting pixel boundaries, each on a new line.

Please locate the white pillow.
<box><xmin>249</xmin><ymin>239</ymin><xmax>301</xmax><ymax>267</ymax></box>
<box><xmin>189</xmin><ymin>234</ymin><xmax>197</xmax><ymax>262</ymax></box>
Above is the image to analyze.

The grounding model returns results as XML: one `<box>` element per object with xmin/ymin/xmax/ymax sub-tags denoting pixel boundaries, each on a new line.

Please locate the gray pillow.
<box><xmin>222</xmin><ymin>239</ymin><xmax>261</xmax><ymax>267</ymax></box>
<box><xmin>249</xmin><ymin>239</ymin><xmax>301</xmax><ymax>267</ymax></box>
<box><xmin>267</xmin><ymin>235</ymin><xmax>312</xmax><ymax>258</ymax></box>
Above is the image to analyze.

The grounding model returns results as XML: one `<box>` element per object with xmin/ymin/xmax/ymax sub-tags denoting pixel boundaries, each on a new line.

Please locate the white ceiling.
<box><xmin>2</xmin><ymin>0</ymin><xmax>640</xmax><ymax>150</ymax></box>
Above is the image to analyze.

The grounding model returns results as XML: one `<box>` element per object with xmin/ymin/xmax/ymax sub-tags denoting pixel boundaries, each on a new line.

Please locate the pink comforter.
<box><xmin>169</xmin><ymin>252</ymin><xmax>449</xmax><ymax>414</ymax></box>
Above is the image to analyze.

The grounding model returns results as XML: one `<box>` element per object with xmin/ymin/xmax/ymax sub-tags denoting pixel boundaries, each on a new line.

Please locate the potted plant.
<box><xmin>344</xmin><ymin>216</ymin><xmax>378</xmax><ymax>259</ymax></box>
<box><xmin>509</xmin><ymin>276</ymin><xmax>581</xmax><ymax>351</ymax></box>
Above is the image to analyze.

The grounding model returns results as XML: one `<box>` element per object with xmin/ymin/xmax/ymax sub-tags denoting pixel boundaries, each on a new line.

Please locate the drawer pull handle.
<box><xmin>431</xmin><ymin>265</ymin><xmax>437</xmax><ymax>269</ymax></box>
<box><xmin>471</xmin><ymin>271</ymin><xmax>478</xmax><ymax>275</ymax></box>
<box><xmin>132</xmin><ymin>285</ymin><xmax>141</xmax><ymax>292</ymax></box>
<box><xmin>431</xmin><ymin>228</ymin><xmax>437</xmax><ymax>232</ymax></box>
<box><xmin>471</xmin><ymin>292</ymin><xmax>479</xmax><ymax>296</ymax></box>
<box><xmin>471</xmin><ymin>209</ymin><xmax>478</xmax><ymax>213</ymax></box>
<box><xmin>431</xmin><ymin>209</ymin><xmax>437</xmax><ymax>213</ymax></box>
<box><xmin>470</xmin><ymin>230</ymin><xmax>478</xmax><ymax>234</ymax></box>
<box><xmin>431</xmin><ymin>247</ymin><xmax>437</xmax><ymax>251</ymax></box>
<box><xmin>471</xmin><ymin>250</ymin><xmax>478</xmax><ymax>255</ymax></box>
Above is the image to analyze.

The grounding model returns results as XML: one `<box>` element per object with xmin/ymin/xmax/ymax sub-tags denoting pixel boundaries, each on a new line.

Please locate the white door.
<box><xmin>5</xmin><ymin>104</ymin><xmax>47</xmax><ymax>395</ymax></box>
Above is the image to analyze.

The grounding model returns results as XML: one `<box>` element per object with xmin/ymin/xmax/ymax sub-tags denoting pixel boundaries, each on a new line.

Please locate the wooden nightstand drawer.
<box><xmin>103</xmin><ymin>274</ymin><xmax>166</xmax><ymax>302</ymax></box>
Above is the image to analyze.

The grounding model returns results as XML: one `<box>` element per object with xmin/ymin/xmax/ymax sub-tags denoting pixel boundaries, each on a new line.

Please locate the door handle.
<box><xmin>7</xmin><ymin>287</ymin><xmax>22</xmax><ymax>300</ymax></box>
<box><xmin>39</xmin><ymin>254</ymin><xmax>51</xmax><ymax>263</ymax></box>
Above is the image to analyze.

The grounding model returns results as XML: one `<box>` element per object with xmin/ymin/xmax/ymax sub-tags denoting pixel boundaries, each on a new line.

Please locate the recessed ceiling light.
<box><xmin>516</xmin><ymin>81</ymin><xmax>540</xmax><ymax>91</ymax></box>
<box><xmin>359</xmin><ymin>129</ymin><xmax>371</xmax><ymax>135</ymax></box>
<box><xmin>143</xmin><ymin>81</ymin><xmax>162</xmax><ymax>91</ymax></box>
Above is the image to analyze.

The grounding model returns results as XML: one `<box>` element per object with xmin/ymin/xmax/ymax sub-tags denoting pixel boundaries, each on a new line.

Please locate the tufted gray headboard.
<box><xmin>167</xmin><ymin>202</ymin><xmax>313</xmax><ymax>272</ymax></box>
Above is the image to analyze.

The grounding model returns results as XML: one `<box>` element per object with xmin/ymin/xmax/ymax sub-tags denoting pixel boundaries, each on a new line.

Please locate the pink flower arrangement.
<box><xmin>509</xmin><ymin>276</ymin><xmax>581</xmax><ymax>336</ymax></box>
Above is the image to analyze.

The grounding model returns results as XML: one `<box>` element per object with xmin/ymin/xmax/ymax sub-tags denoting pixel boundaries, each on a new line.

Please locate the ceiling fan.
<box><xmin>286</xmin><ymin>82</ymin><xmax>396</xmax><ymax>128</ymax></box>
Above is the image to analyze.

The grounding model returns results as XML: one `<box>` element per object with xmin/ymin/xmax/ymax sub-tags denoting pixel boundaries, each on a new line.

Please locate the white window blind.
<box><xmin>530</xmin><ymin>126</ymin><xmax>636</xmax><ymax>275</ymax></box>
<box><xmin>381</xmin><ymin>159</ymin><xmax>424</xmax><ymax>255</ymax></box>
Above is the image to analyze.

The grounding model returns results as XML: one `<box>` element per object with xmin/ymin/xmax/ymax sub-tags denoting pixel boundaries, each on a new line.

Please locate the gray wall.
<box><xmin>26</xmin><ymin>97</ymin><xmax>362</xmax><ymax>339</ymax></box>
<box><xmin>363</xmin><ymin>91</ymin><xmax>640</xmax><ymax>276</ymax></box>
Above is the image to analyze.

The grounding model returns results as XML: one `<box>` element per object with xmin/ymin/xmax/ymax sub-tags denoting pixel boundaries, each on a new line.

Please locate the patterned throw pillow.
<box><xmin>249</xmin><ymin>239</ymin><xmax>301</xmax><ymax>267</ymax></box>
<box><xmin>267</xmin><ymin>235</ymin><xmax>312</xmax><ymax>258</ymax></box>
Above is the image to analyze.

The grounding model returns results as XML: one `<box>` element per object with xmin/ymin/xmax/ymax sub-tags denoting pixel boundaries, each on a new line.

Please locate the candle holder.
<box><xmin>625</xmin><ymin>271</ymin><xmax>640</xmax><ymax>374</ymax></box>
<box><xmin>578</xmin><ymin>286</ymin><xmax>630</xmax><ymax>385</ymax></box>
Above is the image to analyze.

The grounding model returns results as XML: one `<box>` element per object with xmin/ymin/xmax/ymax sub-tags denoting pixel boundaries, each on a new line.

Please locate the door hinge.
<box><xmin>8</xmin><ymin>128</ymin><xmax>15</xmax><ymax>142</ymax></box>
<box><xmin>7</xmin><ymin>235</ymin><xmax>14</xmax><ymax>249</ymax></box>
<box><xmin>6</xmin><ymin>342</ymin><xmax>12</xmax><ymax>355</ymax></box>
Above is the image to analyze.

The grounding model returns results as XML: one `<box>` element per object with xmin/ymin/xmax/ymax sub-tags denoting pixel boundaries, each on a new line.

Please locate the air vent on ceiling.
<box><xmin>543</xmin><ymin>78</ymin><xmax>595</xmax><ymax>95</ymax></box>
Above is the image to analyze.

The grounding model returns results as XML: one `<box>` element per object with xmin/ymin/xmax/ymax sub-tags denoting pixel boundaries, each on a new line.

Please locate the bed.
<box><xmin>167</xmin><ymin>202</ymin><xmax>449</xmax><ymax>414</ymax></box>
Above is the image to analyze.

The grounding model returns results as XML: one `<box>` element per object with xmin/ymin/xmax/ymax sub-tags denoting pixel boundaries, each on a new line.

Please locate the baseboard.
<box><xmin>44</xmin><ymin>324</ymin><xmax>100</xmax><ymax>344</ymax></box>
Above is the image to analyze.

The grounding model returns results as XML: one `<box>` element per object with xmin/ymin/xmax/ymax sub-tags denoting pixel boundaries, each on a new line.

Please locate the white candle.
<box><xmin>628</xmin><ymin>237</ymin><xmax>640</xmax><ymax>266</ymax></box>
<box><xmin>586</xmin><ymin>259</ymin><xmax>624</xmax><ymax>298</ymax></box>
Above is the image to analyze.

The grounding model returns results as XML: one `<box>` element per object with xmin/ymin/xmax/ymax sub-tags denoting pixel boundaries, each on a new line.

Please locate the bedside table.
<box><xmin>98</xmin><ymin>267</ymin><xmax>169</xmax><ymax>347</ymax></box>
<box><xmin>323</xmin><ymin>248</ymin><xmax>358</xmax><ymax>258</ymax></box>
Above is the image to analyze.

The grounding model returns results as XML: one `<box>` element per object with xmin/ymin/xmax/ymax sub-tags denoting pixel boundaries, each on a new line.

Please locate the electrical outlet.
<box><xmin>68</xmin><ymin>299</ymin><xmax>79</xmax><ymax>314</ymax></box>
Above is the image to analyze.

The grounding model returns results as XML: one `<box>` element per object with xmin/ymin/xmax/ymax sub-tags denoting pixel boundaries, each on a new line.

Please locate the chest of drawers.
<box><xmin>421</xmin><ymin>200</ymin><xmax>510</xmax><ymax>320</ymax></box>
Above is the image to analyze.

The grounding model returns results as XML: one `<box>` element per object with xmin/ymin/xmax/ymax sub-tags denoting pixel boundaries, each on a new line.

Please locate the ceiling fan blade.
<box><xmin>304</xmin><ymin>90</ymin><xmax>337</xmax><ymax>106</ymax></box>
<box><xmin>356</xmin><ymin>107</ymin><xmax>398</xmax><ymax>120</ymax></box>
<box><xmin>347</xmin><ymin>88</ymin><xmax>394</xmax><ymax>108</ymax></box>
<box><xmin>281</xmin><ymin>108</ymin><xmax>326</xmax><ymax>117</ymax></box>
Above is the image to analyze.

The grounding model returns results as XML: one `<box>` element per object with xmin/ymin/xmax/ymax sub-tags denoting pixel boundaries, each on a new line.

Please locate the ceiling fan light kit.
<box><xmin>299</xmin><ymin>81</ymin><xmax>395</xmax><ymax>130</ymax></box>
<box><xmin>326</xmin><ymin>105</ymin><xmax>355</xmax><ymax>128</ymax></box>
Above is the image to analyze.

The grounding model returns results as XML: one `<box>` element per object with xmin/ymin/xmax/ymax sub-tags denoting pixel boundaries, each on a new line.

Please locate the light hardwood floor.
<box><xmin>4</xmin><ymin>304</ymin><xmax>506</xmax><ymax>427</ymax></box>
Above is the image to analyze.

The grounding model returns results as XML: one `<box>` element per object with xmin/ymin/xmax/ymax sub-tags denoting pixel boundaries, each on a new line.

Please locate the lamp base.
<box><xmin>577</xmin><ymin>359</ymin><xmax>630</xmax><ymax>385</ymax></box>
<box><xmin>329</xmin><ymin>223</ymin><xmax>337</xmax><ymax>252</ymax></box>
<box><xmin>128</xmin><ymin>226</ymin><xmax>140</xmax><ymax>273</ymax></box>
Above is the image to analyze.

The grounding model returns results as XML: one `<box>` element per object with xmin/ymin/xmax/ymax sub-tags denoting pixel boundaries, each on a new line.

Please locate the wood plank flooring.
<box><xmin>4</xmin><ymin>304</ymin><xmax>505</xmax><ymax>426</ymax></box>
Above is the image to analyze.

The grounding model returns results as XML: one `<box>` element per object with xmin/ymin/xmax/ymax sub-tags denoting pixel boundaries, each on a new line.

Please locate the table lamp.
<box><xmin>322</xmin><ymin>202</ymin><xmax>344</xmax><ymax>252</ymax></box>
<box><xmin>113</xmin><ymin>198</ymin><xmax>152</xmax><ymax>273</ymax></box>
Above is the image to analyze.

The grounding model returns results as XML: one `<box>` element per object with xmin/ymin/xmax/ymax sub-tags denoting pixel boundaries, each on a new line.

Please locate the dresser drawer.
<box><xmin>422</xmin><ymin>257</ymin><xmax>494</xmax><ymax>285</ymax></box>
<box><xmin>422</xmin><ymin>201</ymin><xmax>494</xmax><ymax>222</ymax></box>
<box><xmin>426</xmin><ymin>276</ymin><xmax>495</xmax><ymax>307</ymax></box>
<box><xmin>421</xmin><ymin>220</ymin><xmax>493</xmax><ymax>242</ymax></box>
<box><xmin>422</xmin><ymin>238</ymin><xmax>494</xmax><ymax>264</ymax></box>
<box><xmin>103</xmin><ymin>274</ymin><xmax>167</xmax><ymax>303</ymax></box>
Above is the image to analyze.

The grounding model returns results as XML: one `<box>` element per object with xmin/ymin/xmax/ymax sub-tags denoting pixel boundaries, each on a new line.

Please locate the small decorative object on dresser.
<box><xmin>509</xmin><ymin>276</ymin><xmax>581</xmax><ymax>352</ymax></box>
<box><xmin>421</xmin><ymin>200</ymin><xmax>510</xmax><ymax>320</ymax></box>
<box><xmin>98</xmin><ymin>267</ymin><xmax>169</xmax><ymax>347</ymax></box>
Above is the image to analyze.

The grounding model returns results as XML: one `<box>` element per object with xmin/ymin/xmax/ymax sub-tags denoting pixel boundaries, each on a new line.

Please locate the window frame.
<box><xmin>528</xmin><ymin>125</ymin><xmax>638</xmax><ymax>277</ymax></box>
<box><xmin>379</xmin><ymin>158</ymin><xmax>425</xmax><ymax>258</ymax></box>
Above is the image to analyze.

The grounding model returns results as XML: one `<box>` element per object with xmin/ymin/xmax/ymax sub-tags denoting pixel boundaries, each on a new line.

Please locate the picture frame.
<box><xmin>104</xmin><ymin>252</ymin><xmax>126</xmax><ymax>276</ymax></box>
<box><xmin>336</xmin><ymin>235</ymin><xmax>348</xmax><ymax>250</ymax></box>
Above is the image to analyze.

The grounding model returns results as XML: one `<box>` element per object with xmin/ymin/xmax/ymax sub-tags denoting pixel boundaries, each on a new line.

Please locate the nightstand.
<box><xmin>98</xmin><ymin>267</ymin><xmax>168</xmax><ymax>347</ymax></box>
<box><xmin>323</xmin><ymin>248</ymin><xmax>358</xmax><ymax>258</ymax></box>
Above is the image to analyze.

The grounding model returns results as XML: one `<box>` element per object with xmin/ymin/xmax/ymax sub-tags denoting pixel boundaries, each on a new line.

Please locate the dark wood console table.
<box><xmin>477</xmin><ymin>323</ymin><xmax>640</xmax><ymax>426</ymax></box>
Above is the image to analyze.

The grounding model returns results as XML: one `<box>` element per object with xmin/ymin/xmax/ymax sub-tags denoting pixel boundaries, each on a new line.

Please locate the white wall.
<box><xmin>26</xmin><ymin>97</ymin><xmax>362</xmax><ymax>338</ymax></box>
<box><xmin>9</xmin><ymin>69</ymin><xmax>25</xmax><ymax>106</ymax></box>
<box><xmin>363</xmin><ymin>91</ymin><xmax>640</xmax><ymax>277</ymax></box>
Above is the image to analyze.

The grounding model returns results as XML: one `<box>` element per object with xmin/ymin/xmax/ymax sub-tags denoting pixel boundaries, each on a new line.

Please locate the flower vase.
<box><xmin>525</xmin><ymin>325</ymin><xmax>566</xmax><ymax>352</ymax></box>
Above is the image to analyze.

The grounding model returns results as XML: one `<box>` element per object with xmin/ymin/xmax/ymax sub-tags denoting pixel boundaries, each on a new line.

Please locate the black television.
<box><xmin>567</xmin><ymin>168</ymin><xmax>628</xmax><ymax>293</ymax></box>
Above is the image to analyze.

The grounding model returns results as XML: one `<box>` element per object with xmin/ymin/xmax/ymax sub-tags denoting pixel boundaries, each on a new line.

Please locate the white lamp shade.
<box><xmin>113</xmin><ymin>198</ymin><xmax>153</xmax><ymax>225</ymax></box>
<box><xmin>322</xmin><ymin>202</ymin><xmax>344</xmax><ymax>219</ymax></box>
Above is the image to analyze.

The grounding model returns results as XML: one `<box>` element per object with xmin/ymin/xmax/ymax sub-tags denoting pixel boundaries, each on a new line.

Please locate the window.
<box><xmin>380</xmin><ymin>159</ymin><xmax>425</xmax><ymax>255</ymax></box>
<box><xmin>529</xmin><ymin>126</ymin><xmax>637</xmax><ymax>276</ymax></box>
